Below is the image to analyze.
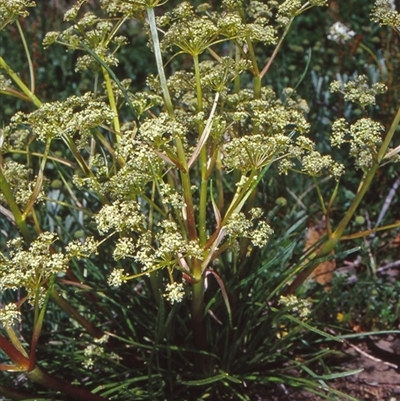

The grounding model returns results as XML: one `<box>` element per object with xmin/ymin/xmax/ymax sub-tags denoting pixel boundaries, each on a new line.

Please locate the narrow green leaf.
<box><xmin>180</xmin><ymin>372</ymin><xmax>239</xmax><ymax>386</ymax></box>
<box><xmin>284</xmin><ymin>314</ymin><xmax>343</xmax><ymax>343</ymax></box>
<box><xmin>316</xmin><ymin>369</ymin><xmax>364</xmax><ymax>380</ymax></box>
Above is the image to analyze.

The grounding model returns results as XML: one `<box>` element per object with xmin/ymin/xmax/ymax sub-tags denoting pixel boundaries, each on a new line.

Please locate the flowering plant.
<box><xmin>1</xmin><ymin>0</ymin><xmax>400</xmax><ymax>399</ymax></box>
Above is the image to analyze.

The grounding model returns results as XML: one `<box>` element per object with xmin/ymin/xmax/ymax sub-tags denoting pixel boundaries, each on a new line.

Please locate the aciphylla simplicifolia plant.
<box><xmin>1</xmin><ymin>0</ymin><xmax>400</xmax><ymax>399</ymax></box>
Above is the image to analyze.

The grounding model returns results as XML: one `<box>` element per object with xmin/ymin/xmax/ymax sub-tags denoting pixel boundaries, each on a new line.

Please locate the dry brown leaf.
<box><xmin>305</xmin><ymin>219</ymin><xmax>336</xmax><ymax>287</ymax></box>
<box><xmin>389</xmin><ymin>222</ymin><xmax>400</xmax><ymax>247</ymax></box>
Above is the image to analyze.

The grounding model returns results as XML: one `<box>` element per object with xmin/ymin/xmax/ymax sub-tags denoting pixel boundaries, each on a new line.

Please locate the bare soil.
<box><xmin>256</xmin><ymin>338</ymin><xmax>400</xmax><ymax>401</ymax></box>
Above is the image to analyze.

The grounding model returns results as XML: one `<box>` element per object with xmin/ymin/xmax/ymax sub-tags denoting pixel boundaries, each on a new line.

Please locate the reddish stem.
<box><xmin>0</xmin><ymin>335</ymin><xmax>30</xmax><ymax>369</ymax></box>
<box><xmin>0</xmin><ymin>335</ymin><xmax>109</xmax><ymax>401</ymax></box>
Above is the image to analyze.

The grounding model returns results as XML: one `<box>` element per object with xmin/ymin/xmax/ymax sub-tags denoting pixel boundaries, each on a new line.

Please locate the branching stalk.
<box><xmin>146</xmin><ymin>5</ymin><xmax>197</xmax><ymax>242</ymax></box>
<box><xmin>16</xmin><ymin>19</ymin><xmax>35</xmax><ymax>94</ymax></box>
<box><xmin>193</xmin><ymin>55</ymin><xmax>208</xmax><ymax>246</ymax></box>
<box><xmin>102</xmin><ymin>66</ymin><xmax>121</xmax><ymax>136</ymax></box>
<box><xmin>260</xmin><ymin>19</ymin><xmax>294</xmax><ymax>79</ymax></box>
<box><xmin>0</xmin><ymin>57</ymin><xmax>41</xmax><ymax>107</ymax></box>
<box><xmin>29</xmin><ymin>275</ymin><xmax>56</xmax><ymax>370</ymax></box>
<box><xmin>0</xmin><ymin>168</ymin><xmax>31</xmax><ymax>241</ymax></box>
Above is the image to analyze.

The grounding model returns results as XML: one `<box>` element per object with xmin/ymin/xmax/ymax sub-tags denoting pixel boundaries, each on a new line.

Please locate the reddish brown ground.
<box><xmin>257</xmin><ymin>338</ymin><xmax>400</xmax><ymax>401</ymax></box>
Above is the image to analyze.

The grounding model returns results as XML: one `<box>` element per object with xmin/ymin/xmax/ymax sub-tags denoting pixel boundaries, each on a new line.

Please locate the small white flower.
<box><xmin>164</xmin><ymin>282</ymin><xmax>185</xmax><ymax>304</ymax></box>
<box><xmin>279</xmin><ymin>295</ymin><xmax>312</xmax><ymax>318</ymax></box>
<box><xmin>0</xmin><ymin>303</ymin><xmax>21</xmax><ymax>328</ymax></box>
<box><xmin>83</xmin><ymin>358</ymin><xmax>94</xmax><ymax>369</ymax></box>
<box><xmin>327</xmin><ymin>22</ymin><xmax>356</xmax><ymax>43</ymax></box>
<box><xmin>107</xmin><ymin>268</ymin><xmax>127</xmax><ymax>287</ymax></box>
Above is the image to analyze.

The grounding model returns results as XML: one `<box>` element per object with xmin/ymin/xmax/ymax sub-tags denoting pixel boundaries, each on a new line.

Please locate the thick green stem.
<box><xmin>215</xmin><ymin>153</ymin><xmax>225</xmax><ymax>212</ymax></box>
<box><xmin>180</xmin><ymin>169</ymin><xmax>198</xmax><ymax>241</ymax></box>
<box><xmin>193</xmin><ymin>55</ymin><xmax>203</xmax><ymax>112</ymax></box>
<box><xmin>146</xmin><ymin>6</ymin><xmax>197</xmax><ymax>241</ymax></box>
<box><xmin>253</xmin><ymin>75</ymin><xmax>261</xmax><ymax>99</ymax></box>
<box><xmin>194</xmin><ymin>55</ymin><xmax>208</xmax><ymax>245</ymax></box>
<box><xmin>191</xmin><ymin>277</ymin><xmax>209</xmax><ymax>371</ymax></box>
<box><xmin>191</xmin><ymin>58</ymin><xmax>208</xmax><ymax>358</ymax></box>
<box><xmin>147</xmin><ymin>5</ymin><xmax>208</xmax><ymax>358</ymax></box>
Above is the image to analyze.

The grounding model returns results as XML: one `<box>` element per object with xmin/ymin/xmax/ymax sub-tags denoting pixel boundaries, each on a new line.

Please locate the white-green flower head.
<box><xmin>11</xmin><ymin>93</ymin><xmax>115</xmax><ymax>145</ymax></box>
<box><xmin>331</xmin><ymin>117</ymin><xmax>384</xmax><ymax>170</ymax></box>
<box><xmin>0</xmin><ymin>303</ymin><xmax>21</xmax><ymax>329</ymax></box>
<box><xmin>330</xmin><ymin>75</ymin><xmax>387</xmax><ymax>107</ymax></box>
<box><xmin>113</xmin><ymin>237</ymin><xmax>136</xmax><ymax>261</ymax></box>
<box><xmin>161</xmin><ymin>15</ymin><xmax>220</xmax><ymax>56</ymax></box>
<box><xmin>200</xmin><ymin>58</ymin><xmax>252</xmax><ymax>93</ymax></box>
<box><xmin>225</xmin><ymin>212</ymin><xmax>273</xmax><ymax>247</ymax></box>
<box><xmin>164</xmin><ymin>282</ymin><xmax>185</xmax><ymax>304</ymax></box>
<box><xmin>0</xmin><ymin>233</ymin><xmax>69</xmax><ymax>304</ymax></box>
<box><xmin>160</xmin><ymin>2</ymin><xmax>256</xmax><ymax>56</ymax></box>
<box><xmin>223</xmin><ymin>134</ymin><xmax>290</xmax><ymax>172</ymax></box>
<box><xmin>279</xmin><ymin>294</ymin><xmax>312</xmax><ymax>319</ymax></box>
<box><xmin>276</xmin><ymin>0</ymin><xmax>302</xmax><ymax>26</ymax></box>
<box><xmin>102</xmin><ymin>0</ymin><xmax>166</xmax><ymax>17</ymax></box>
<box><xmin>108</xmin><ymin>268</ymin><xmax>128</xmax><ymax>287</ymax></box>
<box><xmin>371</xmin><ymin>0</ymin><xmax>400</xmax><ymax>31</ymax></box>
<box><xmin>139</xmin><ymin>112</ymin><xmax>187</xmax><ymax>147</ymax></box>
<box><xmin>0</xmin><ymin>160</ymin><xmax>45</xmax><ymax>208</ymax></box>
<box><xmin>96</xmin><ymin>200</ymin><xmax>144</xmax><ymax>235</ymax></box>
<box><xmin>0</xmin><ymin>0</ymin><xmax>35</xmax><ymax>30</ymax></box>
<box><xmin>66</xmin><ymin>237</ymin><xmax>99</xmax><ymax>260</ymax></box>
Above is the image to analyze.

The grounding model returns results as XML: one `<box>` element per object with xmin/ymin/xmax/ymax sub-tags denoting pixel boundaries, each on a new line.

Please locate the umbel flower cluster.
<box><xmin>0</xmin><ymin>233</ymin><xmax>68</xmax><ymax>306</ymax></box>
<box><xmin>0</xmin><ymin>0</ymin><xmax>397</xmax><ymax>324</ymax></box>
